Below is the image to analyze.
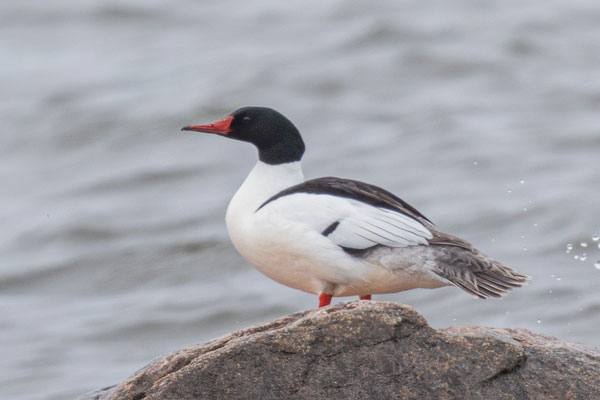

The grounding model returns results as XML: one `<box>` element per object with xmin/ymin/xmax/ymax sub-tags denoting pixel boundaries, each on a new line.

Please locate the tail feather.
<box><xmin>432</xmin><ymin>246</ymin><xmax>530</xmax><ymax>299</ymax></box>
<box><xmin>451</xmin><ymin>280</ymin><xmax>487</xmax><ymax>299</ymax></box>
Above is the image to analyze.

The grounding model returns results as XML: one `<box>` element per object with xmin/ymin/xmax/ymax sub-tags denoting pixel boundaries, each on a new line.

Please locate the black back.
<box><xmin>256</xmin><ymin>176</ymin><xmax>433</xmax><ymax>224</ymax></box>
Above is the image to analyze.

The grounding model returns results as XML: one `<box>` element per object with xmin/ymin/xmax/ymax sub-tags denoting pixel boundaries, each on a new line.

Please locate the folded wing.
<box><xmin>257</xmin><ymin>191</ymin><xmax>433</xmax><ymax>251</ymax></box>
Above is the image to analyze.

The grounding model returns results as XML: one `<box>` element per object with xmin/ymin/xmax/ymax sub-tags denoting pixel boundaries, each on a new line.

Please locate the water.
<box><xmin>2</xmin><ymin>1</ymin><xmax>600</xmax><ymax>399</ymax></box>
<box><xmin>566</xmin><ymin>243</ymin><xmax>573</xmax><ymax>253</ymax></box>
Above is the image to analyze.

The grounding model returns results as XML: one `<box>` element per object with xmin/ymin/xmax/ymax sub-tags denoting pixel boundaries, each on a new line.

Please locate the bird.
<box><xmin>182</xmin><ymin>106</ymin><xmax>529</xmax><ymax>308</ymax></box>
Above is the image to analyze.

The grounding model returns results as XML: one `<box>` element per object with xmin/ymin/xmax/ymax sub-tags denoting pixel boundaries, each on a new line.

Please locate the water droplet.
<box><xmin>533</xmin><ymin>223</ymin><xmax>538</xmax><ymax>228</ymax></box>
<box><xmin>580</xmin><ymin>253</ymin><xmax>587</xmax><ymax>261</ymax></box>
<box><xmin>473</xmin><ymin>161</ymin><xmax>478</xmax><ymax>166</ymax></box>
<box><xmin>537</xmin><ymin>318</ymin><xmax>542</xmax><ymax>324</ymax></box>
<box><xmin>550</xmin><ymin>274</ymin><xmax>555</xmax><ymax>278</ymax></box>
<box><xmin>548</xmin><ymin>290</ymin><xmax>553</xmax><ymax>294</ymax></box>
<box><xmin>490</xmin><ymin>238</ymin><xmax>496</xmax><ymax>243</ymax></box>
<box><xmin>592</xmin><ymin>234</ymin><xmax>599</xmax><ymax>242</ymax></box>
<box><xmin>452</xmin><ymin>318</ymin><xmax>457</xmax><ymax>322</ymax></box>
<box><xmin>522</xmin><ymin>247</ymin><xmax>527</xmax><ymax>252</ymax></box>
<box><xmin>573</xmin><ymin>255</ymin><xmax>579</xmax><ymax>260</ymax></box>
<box><xmin>520</xmin><ymin>235</ymin><xmax>525</xmax><ymax>239</ymax></box>
<box><xmin>523</xmin><ymin>207</ymin><xmax>528</xmax><ymax>212</ymax></box>
<box><xmin>556</xmin><ymin>276</ymin><xmax>562</xmax><ymax>281</ymax></box>
<box><xmin>594</xmin><ymin>261</ymin><xmax>600</xmax><ymax>270</ymax></box>
<box><xmin>566</xmin><ymin>243</ymin><xmax>573</xmax><ymax>250</ymax></box>
<box><xmin>507</xmin><ymin>189</ymin><xmax>512</xmax><ymax>194</ymax></box>
<box><xmin>580</xmin><ymin>241</ymin><xmax>588</xmax><ymax>248</ymax></box>
<box><xmin>520</xmin><ymin>179</ymin><xmax>525</xmax><ymax>184</ymax></box>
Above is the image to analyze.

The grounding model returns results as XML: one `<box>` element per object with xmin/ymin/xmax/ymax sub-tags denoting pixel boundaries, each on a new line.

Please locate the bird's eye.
<box><xmin>243</xmin><ymin>116</ymin><xmax>251</xmax><ymax>122</ymax></box>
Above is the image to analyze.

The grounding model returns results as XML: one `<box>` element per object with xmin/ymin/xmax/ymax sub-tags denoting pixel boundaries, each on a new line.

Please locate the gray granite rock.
<box><xmin>78</xmin><ymin>301</ymin><xmax>600</xmax><ymax>400</ymax></box>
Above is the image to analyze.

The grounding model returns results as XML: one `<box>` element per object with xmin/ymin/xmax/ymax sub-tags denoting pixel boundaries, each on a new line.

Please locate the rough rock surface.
<box><xmin>79</xmin><ymin>301</ymin><xmax>600</xmax><ymax>400</ymax></box>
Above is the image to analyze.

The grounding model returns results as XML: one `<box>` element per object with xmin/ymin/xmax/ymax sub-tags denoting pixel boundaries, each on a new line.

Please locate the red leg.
<box><xmin>318</xmin><ymin>293</ymin><xmax>333</xmax><ymax>307</ymax></box>
<box><xmin>359</xmin><ymin>295</ymin><xmax>371</xmax><ymax>300</ymax></box>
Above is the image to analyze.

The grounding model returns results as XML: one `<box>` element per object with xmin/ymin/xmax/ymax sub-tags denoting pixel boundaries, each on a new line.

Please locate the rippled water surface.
<box><xmin>2</xmin><ymin>1</ymin><xmax>600</xmax><ymax>399</ymax></box>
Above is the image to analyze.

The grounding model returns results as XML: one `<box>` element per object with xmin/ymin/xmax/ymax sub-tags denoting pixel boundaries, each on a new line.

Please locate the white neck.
<box><xmin>226</xmin><ymin>161</ymin><xmax>304</xmax><ymax>219</ymax></box>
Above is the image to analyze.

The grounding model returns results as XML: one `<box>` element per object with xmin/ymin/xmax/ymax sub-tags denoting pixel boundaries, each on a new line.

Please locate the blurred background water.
<box><xmin>1</xmin><ymin>0</ymin><xmax>600</xmax><ymax>398</ymax></box>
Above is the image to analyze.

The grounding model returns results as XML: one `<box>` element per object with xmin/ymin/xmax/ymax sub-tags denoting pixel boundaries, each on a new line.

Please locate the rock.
<box><xmin>79</xmin><ymin>301</ymin><xmax>600</xmax><ymax>400</ymax></box>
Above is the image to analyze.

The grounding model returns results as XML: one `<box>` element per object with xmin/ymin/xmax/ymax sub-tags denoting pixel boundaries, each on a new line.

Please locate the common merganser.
<box><xmin>182</xmin><ymin>106</ymin><xmax>529</xmax><ymax>308</ymax></box>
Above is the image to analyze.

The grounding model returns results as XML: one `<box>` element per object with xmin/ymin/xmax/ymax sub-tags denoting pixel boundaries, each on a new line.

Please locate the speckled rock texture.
<box><xmin>79</xmin><ymin>301</ymin><xmax>600</xmax><ymax>400</ymax></box>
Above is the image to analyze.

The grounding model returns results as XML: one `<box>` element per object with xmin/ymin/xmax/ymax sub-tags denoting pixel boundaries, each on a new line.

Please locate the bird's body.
<box><xmin>225</xmin><ymin>160</ymin><xmax>447</xmax><ymax>297</ymax></box>
<box><xmin>183</xmin><ymin>107</ymin><xmax>528</xmax><ymax>307</ymax></box>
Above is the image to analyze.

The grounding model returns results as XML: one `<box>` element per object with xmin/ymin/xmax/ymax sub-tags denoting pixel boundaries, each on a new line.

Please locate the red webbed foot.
<box><xmin>318</xmin><ymin>293</ymin><xmax>333</xmax><ymax>307</ymax></box>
